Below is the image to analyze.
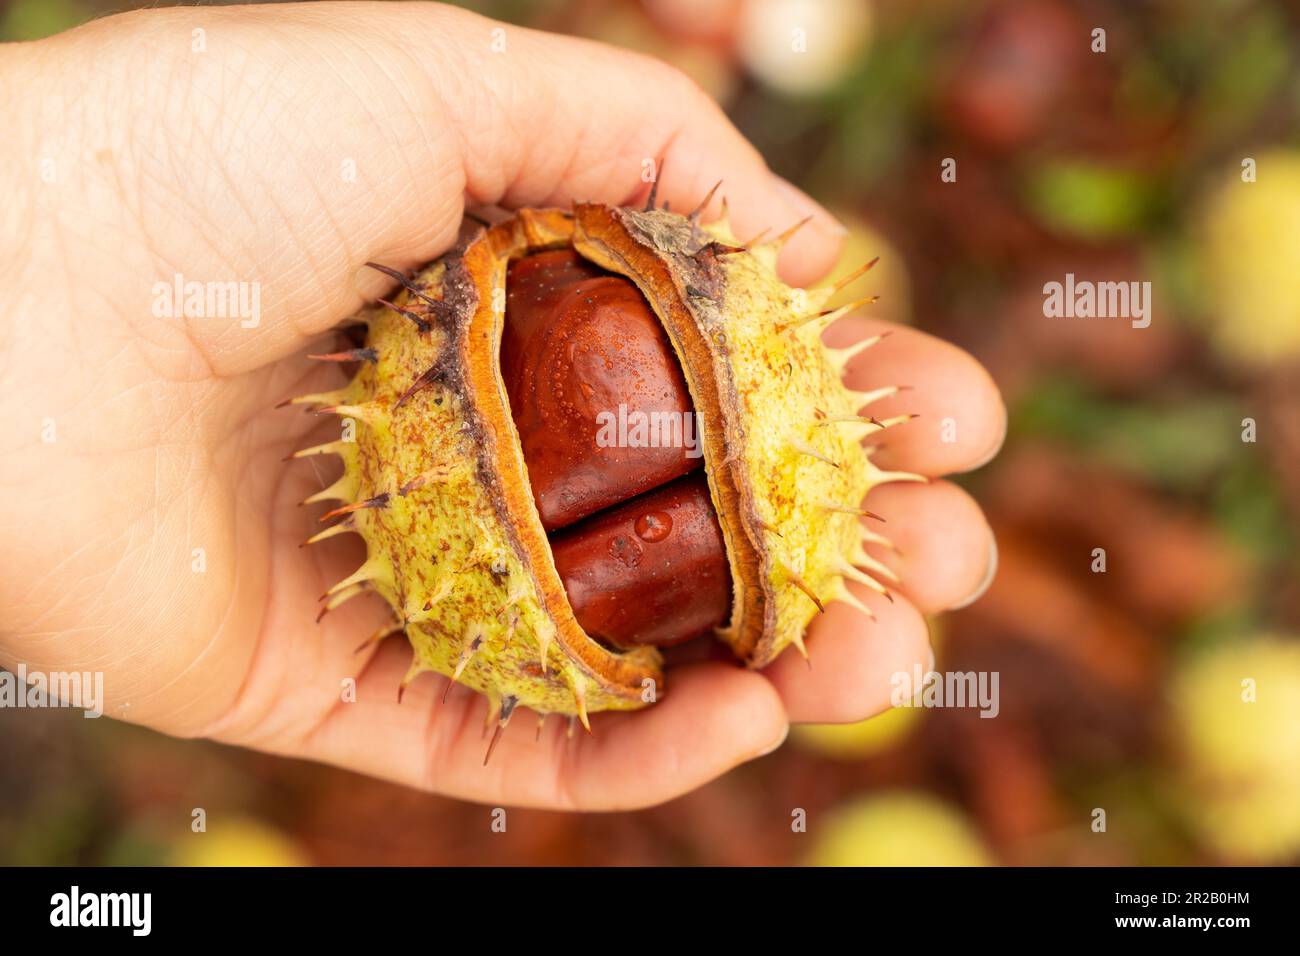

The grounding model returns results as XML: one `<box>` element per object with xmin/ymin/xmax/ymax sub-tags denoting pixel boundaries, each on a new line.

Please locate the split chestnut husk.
<box><xmin>287</xmin><ymin>194</ymin><xmax>919</xmax><ymax>749</ymax></box>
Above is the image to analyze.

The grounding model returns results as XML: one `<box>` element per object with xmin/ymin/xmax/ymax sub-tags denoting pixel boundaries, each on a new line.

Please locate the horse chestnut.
<box><xmin>502</xmin><ymin>251</ymin><xmax>730</xmax><ymax>649</ymax></box>
<box><xmin>291</xmin><ymin>200</ymin><xmax>901</xmax><ymax>732</ymax></box>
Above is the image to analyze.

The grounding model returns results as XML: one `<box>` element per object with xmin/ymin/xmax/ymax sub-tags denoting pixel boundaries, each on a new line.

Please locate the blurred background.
<box><xmin>3</xmin><ymin>0</ymin><xmax>1299</xmax><ymax>866</ymax></box>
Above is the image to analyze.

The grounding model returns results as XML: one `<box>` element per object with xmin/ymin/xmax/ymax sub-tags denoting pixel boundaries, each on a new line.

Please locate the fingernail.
<box><xmin>966</xmin><ymin>395</ymin><xmax>1008</xmax><ymax>473</ymax></box>
<box><xmin>757</xmin><ymin>722</ymin><xmax>790</xmax><ymax>757</ymax></box>
<box><xmin>769</xmin><ymin>173</ymin><xmax>847</xmax><ymax>237</ymax></box>
<box><xmin>950</xmin><ymin>531</ymin><xmax>998</xmax><ymax>610</ymax></box>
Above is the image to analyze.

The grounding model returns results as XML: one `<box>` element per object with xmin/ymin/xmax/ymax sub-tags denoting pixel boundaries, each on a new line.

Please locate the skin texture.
<box><xmin>0</xmin><ymin>2</ymin><xmax>1005</xmax><ymax>810</ymax></box>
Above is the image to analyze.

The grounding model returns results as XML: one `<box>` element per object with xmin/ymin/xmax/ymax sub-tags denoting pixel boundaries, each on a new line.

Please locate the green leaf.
<box><xmin>1023</xmin><ymin>161</ymin><xmax>1157</xmax><ymax>239</ymax></box>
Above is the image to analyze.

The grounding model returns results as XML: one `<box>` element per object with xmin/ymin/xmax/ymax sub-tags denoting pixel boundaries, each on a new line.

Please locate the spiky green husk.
<box><xmin>291</xmin><ymin>202</ymin><xmax>918</xmax><ymax>727</ymax></box>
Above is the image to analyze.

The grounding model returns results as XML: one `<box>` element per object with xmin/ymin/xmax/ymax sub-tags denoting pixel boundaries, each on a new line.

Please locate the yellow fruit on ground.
<box><xmin>1198</xmin><ymin>151</ymin><xmax>1300</xmax><ymax>365</ymax></box>
<box><xmin>807</xmin><ymin>792</ymin><xmax>992</xmax><ymax>867</ymax></box>
<box><xmin>169</xmin><ymin>818</ymin><xmax>310</xmax><ymax>868</ymax></box>
<box><xmin>792</xmin><ymin>703</ymin><xmax>920</xmax><ymax>759</ymax></box>
<box><xmin>1170</xmin><ymin>634</ymin><xmax>1300</xmax><ymax>862</ymax></box>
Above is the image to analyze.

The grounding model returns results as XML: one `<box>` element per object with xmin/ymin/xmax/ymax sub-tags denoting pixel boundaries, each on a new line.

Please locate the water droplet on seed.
<box><xmin>608</xmin><ymin>535</ymin><xmax>643</xmax><ymax>568</ymax></box>
<box><xmin>634</xmin><ymin>511</ymin><xmax>673</xmax><ymax>543</ymax></box>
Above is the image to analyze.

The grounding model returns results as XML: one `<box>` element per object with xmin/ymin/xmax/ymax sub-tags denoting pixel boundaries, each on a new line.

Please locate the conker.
<box><xmin>502</xmin><ymin>250</ymin><xmax>702</xmax><ymax>531</ymax></box>
<box><xmin>502</xmin><ymin>251</ymin><xmax>731</xmax><ymax>649</ymax></box>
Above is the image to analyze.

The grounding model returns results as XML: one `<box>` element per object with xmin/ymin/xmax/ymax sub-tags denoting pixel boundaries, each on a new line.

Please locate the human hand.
<box><xmin>0</xmin><ymin>2</ymin><xmax>1004</xmax><ymax>809</ymax></box>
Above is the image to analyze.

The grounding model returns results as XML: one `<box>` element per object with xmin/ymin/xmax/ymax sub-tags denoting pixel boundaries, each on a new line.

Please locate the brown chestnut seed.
<box><xmin>549</xmin><ymin>472</ymin><xmax>731</xmax><ymax>650</ymax></box>
<box><xmin>502</xmin><ymin>251</ymin><xmax>731</xmax><ymax>649</ymax></box>
<box><xmin>502</xmin><ymin>250</ymin><xmax>702</xmax><ymax>532</ymax></box>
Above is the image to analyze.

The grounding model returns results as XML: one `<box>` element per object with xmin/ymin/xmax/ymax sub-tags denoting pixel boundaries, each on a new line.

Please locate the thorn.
<box><xmin>483</xmin><ymin>697</ymin><xmax>502</xmax><ymax>738</ymax></box>
<box><xmin>445</xmin><ymin>632</ymin><xmax>484</xmax><ymax>702</ymax></box>
<box><xmin>325</xmin><ymin>559</ymin><xmax>380</xmax><ymax>599</ymax></box>
<box><xmin>870</xmin><ymin>413</ymin><xmax>921</xmax><ymax>431</ymax></box>
<box><xmin>696</xmin><ymin>240</ymin><xmax>747</xmax><ymax>259</ymax></box>
<box><xmin>771</xmin><ymin>215</ymin><xmax>813</xmax><ymax>247</ymax></box>
<box><xmin>535</xmin><ymin>712</ymin><xmax>548</xmax><ymax>742</ymax></box>
<box><xmin>308</xmin><ymin>347</ymin><xmax>377</xmax><ymax>364</ymax></box>
<box><xmin>483</xmin><ymin>695</ymin><xmax>518</xmax><ymax>765</ymax></box>
<box><xmin>753</xmin><ymin>518</ymin><xmax>783</xmax><ymax>538</ymax></box>
<box><xmin>285</xmin><ymin>440</ymin><xmax>347</xmax><ymax>462</ymax></box>
<box><xmin>500</xmin><ymin>611</ymin><xmax>520</xmax><ymax>649</ymax></box>
<box><xmin>422</xmin><ymin>576</ymin><xmax>455</xmax><ymax>616</ymax></box>
<box><xmin>715</xmin><ymin>195</ymin><xmax>731</xmax><ymax>232</ymax></box>
<box><xmin>836</xmin><ymin>560</ymin><xmax>889</xmax><ymax>594</ymax></box>
<box><xmin>870</xmin><ymin>467</ymin><xmax>930</xmax><ymax>486</ymax></box>
<box><xmin>688</xmin><ymin>180</ymin><xmax>723</xmax><ymax>221</ymax></box>
<box><xmin>820</xmin><ymin>502</ymin><xmax>886</xmax><ymax>522</ymax></box>
<box><xmin>790</xmin><ymin>630</ymin><xmax>810</xmax><ymax>664</ymax></box>
<box><xmin>789</xmin><ymin>437</ymin><xmax>839</xmax><ymax>468</ymax></box>
<box><xmin>815</xmin><ymin>414</ymin><xmax>887</xmax><ymax>436</ymax></box>
<box><xmin>784</xmin><ymin>565</ymin><xmax>825</xmax><ymax>613</ymax></box>
<box><xmin>848</xmin><ymin>384</ymin><xmax>901</xmax><ymax>411</ymax></box>
<box><xmin>643</xmin><ymin>157</ymin><xmax>665</xmax><ymax>212</ymax></box>
<box><xmin>830</xmin><ymin>257</ymin><xmax>880</xmax><ymax>296</ymax></box>
<box><xmin>777</xmin><ymin>295</ymin><xmax>878</xmax><ymax>334</ymax></box>
<box><xmin>300</xmin><ymin>521</ymin><xmax>356</xmax><ymax>548</ymax></box>
<box><xmin>397</xmin><ymin>657</ymin><xmax>423</xmax><ymax>704</ymax></box>
<box><xmin>316</xmin><ymin>402</ymin><xmax>381</xmax><ymax>424</ymax></box>
<box><xmin>376</xmin><ymin>297</ymin><xmax>431</xmax><ymax>333</ymax></box>
<box><xmin>354</xmin><ymin>623</ymin><xmax>403</xmax><ymax>654</ymax></box>
<box><xmin>848</xmin><ymin>546</ymin><xmax>903</xmax><ymax>585</ymax></box>
<box><xmin>363</xmin><ymin>261</ymin><xmax>443</xmax><ymax>311</ymax></box>
<box><xmin>320</xmin><ymin>492</ymin><xmax>390</xmax><ymax>523</ymax></box>
<box><xmin>395</xmin><ymin>364</ymin><xmax>446</xmax><ymax>409</ymax></box>
<box><xmin>301</xmin><ymin>475</ymin><xmax>353</xmax><ymax>507</ymax></box>
<box><xmin>277</xmin><ymin>389</ymin><xmax>349</xmax><ymax>411</ymax></box>
<box><xmin>740</xmin><ymin>225</ymin><xmax>771</xmax><ymax>248</ymax></box>
<box><xmin>572</xmin><ymin>680</ymin><xmax>591</xmax><ymax>733</ymax></box>
<box><xmin>566</xmin><ymin>715</ymin><xmax>577</xmax><ymax>740</ymax></box>
<box><xmin>826</xmin><ymin>331</ymin><xmax>892</xmax><ymax>375</ymax></box>
<box><xmin>399</xmin><ymin>466</ymin><xmax>450</xmax><ymax>496</ymax></box>
<box><xmin>316</xmin><ymin>582</ymin><xmax>368</xmax><ymax>622</ymax></box>
<box><xmin>858</xmin><ymin>528</ymin><xmax>897</xmax><ymax>552</ymax></box>
<box><xmin>834</xmin><ymin>584</ymin><xmax>877</xmax><ymax>621</ymax></box>
<box><xmin>484</xmin><ymin>724</ymin><xmax>505</xmax><ymax>766</ymax></box>
<box><xmin>811</xmin><ymin>415</ymin><xmax>872</xmax><ymax>442</ymax></box>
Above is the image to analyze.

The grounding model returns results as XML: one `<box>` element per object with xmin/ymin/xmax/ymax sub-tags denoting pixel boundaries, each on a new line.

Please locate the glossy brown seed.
<box><xmin>501</xmin><ymin>250</ymin><xmax>702</xmax><ymax>533</ymax></box>
<box><xmin>548</xmin><ymin>472</ymin><xmax>731</xmax><ymax>649</ymax></box>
